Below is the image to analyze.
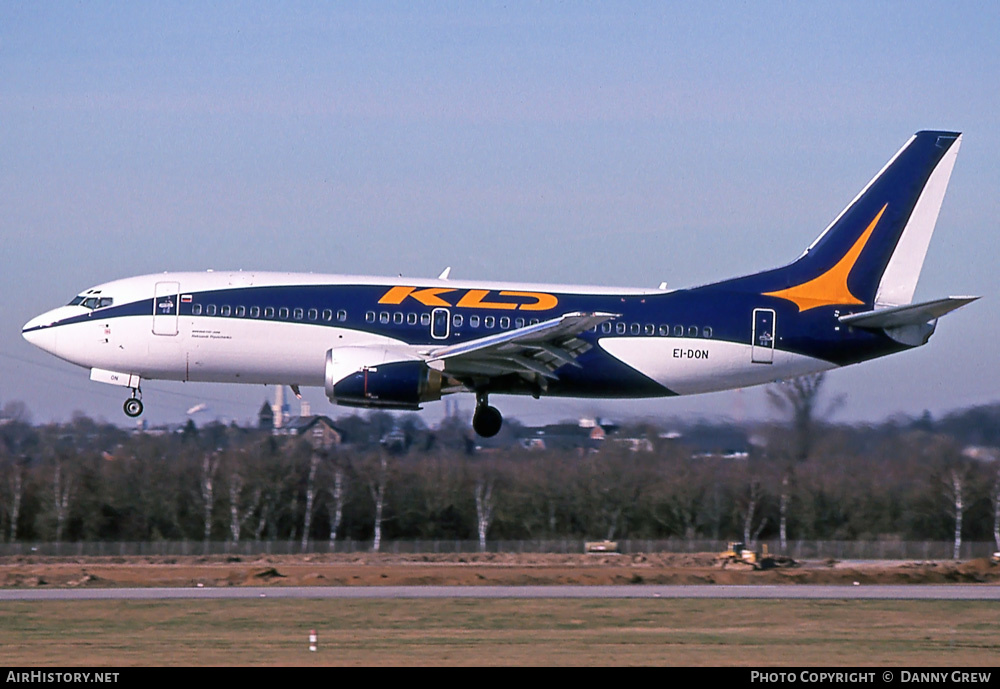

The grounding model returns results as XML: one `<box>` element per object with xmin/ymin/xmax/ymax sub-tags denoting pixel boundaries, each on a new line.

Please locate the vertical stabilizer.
<box><xmin>874</xmin><ymin>134</ymin><xmax>961</xmax><ymax>307</ymax></box>
<box><xmin>758</xmin><ymin>131</ymin><xmax>961</xmax><ymax>312</ymax></box>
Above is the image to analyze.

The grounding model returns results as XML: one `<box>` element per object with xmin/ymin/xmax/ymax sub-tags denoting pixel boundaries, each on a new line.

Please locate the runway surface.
<box><xmin>2</xmin><ymin>585</ymin><xmax>999</xmax><ymax>601</ymax></box>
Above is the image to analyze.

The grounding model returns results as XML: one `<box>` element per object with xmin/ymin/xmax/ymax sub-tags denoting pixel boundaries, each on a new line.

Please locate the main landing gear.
<box><xmin>472</xmin><ymin>392</ymin><xmax>503</xmax><ymax>438</ymax></box>
<box><xmin>123</xmin><ymin>388</ymin><xmax>143</xmax><ymax>418</ymax></box>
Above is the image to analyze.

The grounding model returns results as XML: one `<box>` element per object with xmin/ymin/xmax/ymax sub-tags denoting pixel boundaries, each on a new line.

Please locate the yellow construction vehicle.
<box><xmin>717</xmin><ymin>542</ymin><xmax>774</xmax><ymax>570</ymax></box>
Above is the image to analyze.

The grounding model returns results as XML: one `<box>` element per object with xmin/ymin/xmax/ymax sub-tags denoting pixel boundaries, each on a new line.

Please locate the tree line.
<box><xmin>1</xmin><ymin>392</ymin><xmax>1000</xmax><ymax>554</ymax></box>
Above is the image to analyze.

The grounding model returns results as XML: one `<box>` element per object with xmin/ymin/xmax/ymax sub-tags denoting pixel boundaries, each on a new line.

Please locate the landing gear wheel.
<box><xmin>473</xmin><ymin>404</ymin><xmax>503</xmax><ymax>438</ymax></box>
<box><xmin>123</xmin><ymin>397</ymin><xmax>144</xmax><ymax>418</ymax></box>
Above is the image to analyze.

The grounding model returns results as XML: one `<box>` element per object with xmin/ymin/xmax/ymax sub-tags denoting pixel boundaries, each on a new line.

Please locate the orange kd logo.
<box><xmin>378</xmin><ymin>286</ymin><xmax>558</xmax><ymax>311</ymax></box>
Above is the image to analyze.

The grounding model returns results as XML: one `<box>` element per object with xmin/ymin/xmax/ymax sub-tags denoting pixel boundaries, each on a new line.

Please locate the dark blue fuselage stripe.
<box><xmin>31</xmin><ymin>281</ymin><xmax>905</xmax><ymax>369</ymax></box>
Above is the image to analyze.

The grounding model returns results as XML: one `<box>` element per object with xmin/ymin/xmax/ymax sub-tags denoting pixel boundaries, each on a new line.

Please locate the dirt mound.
<box><xmin>1</xmin><ymin>552</ymin><xmax>998</xmax><ymax>588</ymax></box>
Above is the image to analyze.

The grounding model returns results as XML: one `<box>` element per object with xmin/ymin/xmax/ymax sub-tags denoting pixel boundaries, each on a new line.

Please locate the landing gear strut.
<box><xmin>123</xmin><ymin>388</ymin><xmax>143</xmax><ymax>418</ymax></box>
<box><xmin>472</xmin><ymin>392</ymin><xmax>502</xmax><ymax>438</ymax></box>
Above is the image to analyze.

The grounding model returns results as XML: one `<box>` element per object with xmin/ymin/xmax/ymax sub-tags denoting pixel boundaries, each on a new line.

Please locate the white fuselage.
<box><xmin>23</xmin><ymin>270</ymin><xmax>835</xmax><ymax>399</ymax></box>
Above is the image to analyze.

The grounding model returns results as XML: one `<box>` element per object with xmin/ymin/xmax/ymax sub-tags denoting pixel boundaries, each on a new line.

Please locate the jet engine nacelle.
<box><xmin>325</xmin><ymin>347</ymin><xmax>442</xmax><ymax>410</ymax></box>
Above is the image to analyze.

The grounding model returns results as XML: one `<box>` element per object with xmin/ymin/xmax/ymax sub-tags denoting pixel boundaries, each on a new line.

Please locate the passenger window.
<box><xmin>206</xmin><ymin>305</ymin><xmax>217</xmax><ymax>316</ymax></box>
<box><xmin>703</xmin><ymin>326</ymin><xmax>713</xmax><ymax>338</ymax></box>
<box><xmin>530</xmin><ymin>319</ymin><xmax>539</xmax><ymax>325</ymax></box>
<box><xmin>630</xmin><ymin>323</ymin><xmax>640</xmax><ymax>335</ymax></box>
<box><xmin>250</xmin><ymin>306</ymin><xmax>260</xmax><ymax>318</ymax></box>
<box><xmin>407</xmin><ymin>313</ymin><xmax>417</xmax><ymax>325</ymax></box>
<box><xmin>279</xmin><ymin>307</ymin><xmax>289</xmax><ymax>319</ymax></box>
<box><xmin>220</xmin><ymin>305</ymin><xmax>231</xmax><ymax>317</ymax></box>
<box><xmin>264</xmin><ymin>307</ymin><xmax>275</xmax><ymax>318</ymax></box>
<box><xmin>616</xmin><ymin>322</ymin><xmax>626</xmax><ymax>334</ymax></box>
<box><xmin>658</xmin><ymin>325</ymin><xmax>669</xmax><ymax>336</ymax></box>
<box><xmin>307</xmin><ymin>308</ymin><xmax>318</xmax><ymax>321</ymax></box>
<box><xmin>235</xmin><ymin>306</ymin><xmax>246</xmax><ymax>317</ymax></box>
<box><xmin>420</xmin><ymin>313</ymin><xmax>431</xmax><ymax>326</ymax></box>
<box><xmin>366</xmin><ymin>311</ymin><xmax>375</xmax><ymax>323</ymax></box>
<box><xmin>469</xmin><ymin>315</ymin><xmax>480</xmax><ymax>328</ymax></box>
<box><xmin>485</xmin><ymin>316</ymin><xmax>495</xmax><ymax>328</ymax></box>
<box><xmin>291</xmin><ymin>308</ymin><xmax>303</xmax><ymax>320</ymax></box>
<box><xmin>499</xmin><ymin>317</ymin><xmax>510</xmax><ymax>329</ymax></box>
<box><xmin>602</xmin><ymin>322</ymin><xmax>612</xmax><ymax>334</ymax></box>
<box><xmin>393</xmin><ymin>312</ymin><xmax>404</xmax><ymax>324</ymax></box>
<box><xmin>452</xmin><ymin>314</ymin><xmax>463</xmax><ymax>327</ymax></box>
<box><xmin>192</xmin><ymin>304</ymin><xmax>203</xmax><ymax>315</ymax></box>
<box><xmin>337</xmin><ymin>310</ymin><xmax>347</xmax><ymax>322</ymax></box>
<box><xmin>379</xmin><ymin>312</ymin><xmax>389</xmax><ymax>324</ymax></box>
<box><xmin>644</xmin><ymin>324</ymin><xmax>655</xmax><ymax>335</ymax></box>
<box><xmin>515</xmin><ymin>317</ymin><xmax>525</xmax><ymax>328</ymax></box>
<box><xmin>322</xmin><ymin>309</ymin><xmax>333</xmax><ymax>321</ymax></box>
<box><xmin>674</xmin><ymin>325</ymin><xmax>684</xmax><ymax>336</ymax></box>
<box><xmin>688</xmin><ymin>326</ymin><xmax>698</xmax><ymax>337</ymax></box>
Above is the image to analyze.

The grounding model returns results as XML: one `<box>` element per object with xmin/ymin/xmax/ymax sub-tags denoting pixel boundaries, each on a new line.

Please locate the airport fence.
<box><xmin>0</xmin><ymin>539</ymin><xmax>996</xmax><ymax>560</ymax></box>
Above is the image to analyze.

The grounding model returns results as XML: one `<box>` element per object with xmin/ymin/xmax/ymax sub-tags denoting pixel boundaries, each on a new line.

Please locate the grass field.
<box><xmin>2</xmin><ymin>599</ymin><xmax>999</xmax><ymax>666</ymax></box>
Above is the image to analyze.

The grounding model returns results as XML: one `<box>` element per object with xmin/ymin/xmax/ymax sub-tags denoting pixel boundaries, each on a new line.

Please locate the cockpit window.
<box><xmin>72</xmin><ymin>296</ymin><xmax>113</xmax><ymax>310</ymax></box>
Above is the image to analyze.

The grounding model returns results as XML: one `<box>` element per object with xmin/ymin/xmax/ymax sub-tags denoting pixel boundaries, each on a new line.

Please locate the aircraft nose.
<box><xmin>22</xmin><ymin>312</ymin><xmax>59</xmax><ymax>356</ymax></box>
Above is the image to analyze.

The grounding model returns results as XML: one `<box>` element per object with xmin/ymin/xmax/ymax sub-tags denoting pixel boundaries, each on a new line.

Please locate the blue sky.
<box><xmin>3</xmin><ymin>2</ymin><xmax>998</xmax><ymax>427</ymax></box>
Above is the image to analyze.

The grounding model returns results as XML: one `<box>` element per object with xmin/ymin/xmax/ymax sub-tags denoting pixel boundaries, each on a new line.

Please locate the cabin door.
<box><xmin>152</xmin><ymin>281</ymin><xmax>180</xmax><ymax>336</ymax></box>
<box><xmin>751</xmin><ymin>308</ymin><xmax>775</xmax><ymax>364</ymax></box>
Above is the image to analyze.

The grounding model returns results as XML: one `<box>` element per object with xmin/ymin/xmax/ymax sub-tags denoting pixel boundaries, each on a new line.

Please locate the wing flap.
<box><xmin>428</xmin><ymin>311</ymin><xmax>618</xmax><ymax>381</ymax></box>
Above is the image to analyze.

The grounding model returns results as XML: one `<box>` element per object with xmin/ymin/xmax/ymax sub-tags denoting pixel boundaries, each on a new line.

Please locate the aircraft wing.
<box><xmin>425</xmin><ymin>312</ymin><xmax>618</xmax><ymax>385</ymax></box>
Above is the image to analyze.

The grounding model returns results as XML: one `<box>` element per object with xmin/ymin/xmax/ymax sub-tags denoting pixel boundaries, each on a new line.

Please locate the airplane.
<box><xmin>22</xmin><ymin>130</ymin><xmax>977</xmax><ymax>437</ymax></box>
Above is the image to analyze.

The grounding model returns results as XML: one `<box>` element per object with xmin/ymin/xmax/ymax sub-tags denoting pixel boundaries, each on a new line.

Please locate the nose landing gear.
<box><xmin>123</xmin><ymin>388</ymin><xmax>143</xmax><ymax>418</ymax></box>
<box><xmin>472</xmin><ymin>392</ymin><xmax>503</xmax><ymax>438</ymax></box>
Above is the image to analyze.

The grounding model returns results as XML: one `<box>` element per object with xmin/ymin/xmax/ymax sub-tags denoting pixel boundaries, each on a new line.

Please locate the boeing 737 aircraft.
<box><xmin>23</xmin><ymin>131</ymin><xmax>976</xmax><ymax>437</ymax></box>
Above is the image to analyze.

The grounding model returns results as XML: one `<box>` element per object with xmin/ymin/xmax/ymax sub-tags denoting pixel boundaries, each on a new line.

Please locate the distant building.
<box><xmin>272</xmin><ymin>415</ymin><xmax>344</xmax><ymax>450</ymax></box>
<box><xmin>380</xmin><ymin>425</ymin><xmax>408</xmax><ymax>453</ymax></box>
<box><xmin>517</xmin><ymin>419</ymin><xmax>608</xmax><ymax>453</ymax></box>
<box><xmin>671</xmin><ymin>425</ymin><xmax>751</xmax><ymax>460</ymax></box>
<box><xmin>257</xmin><ymin>401</ymin><xmax>275</xmax><ymax>431</ymax></box>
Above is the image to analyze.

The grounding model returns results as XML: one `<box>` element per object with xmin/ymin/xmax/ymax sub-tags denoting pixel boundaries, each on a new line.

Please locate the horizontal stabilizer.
<box><xmin>838</xmin><ymin>296</ymin><xmax>979</xmax><ymax>329</ymax></box>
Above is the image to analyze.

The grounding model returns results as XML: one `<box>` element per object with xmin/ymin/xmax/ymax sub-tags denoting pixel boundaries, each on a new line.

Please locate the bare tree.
<box><xmin>247</xmin><ymin>444</ymin><xmax>286</xmax><ymax>542</ymax></box>
<box><xmin>742</xmin><ymin>476</ymin><xmax>768</xmax><ymax>548</ymax></box>
<box><xmin>475</xmin><ymin>477</ymin><xmax>495</xmax><ymax>552</ymax></box>
<box><xmin>945</xmin><ymin>467</ymin><xmax>966</xmax><ymax>560</ymax></box>
<box><xmin>327</xmin><ymin>461</ymin><xmax>347</xmax><ymax>550</ymax></box>
<box><xmin>1</xmin><ymin>401</ymin><xmax>32</xmax><ymax>425</ymax></box>
<box><xmin>52</xmin><ymin>459</ymin><xmax>72</xmax><ymax>543</ymax></box>
<box><xmin>301</xmin><ymin>451</ymin><xmax>321</xmax><ymax>552</ymax></box>
<box><xmin>0</xmin><ymin>416</ymin><xmax>35</xmax><ymax>543</ymax></box>
<box><xmin>222</xmin><ymin>449</ymin><xmax>259</xmax><ymax>546</ymax></box>
<box><xmin>766</xmin><ymin>372</ymin><xmax>841</xmax><ymax>552</ymax></box>
<box><xmin>252</xmin><ymin>489</ymin><xmax>271</xmax><ymax>542</ymax></box>
<box><xmin>993</xmin><ymin>465</ymin><xmax>1000</xmax><ymax>552</ymax></box>
<box><xmin>1</xmin><ymin>458</ymin><xmax>24</xmax><ymax>542</ymax></box>
<box><xmin>766</xmin><ymin>373</ymin><xmax>842</xmax><ymax>462</ymax></box>
<box><xmin>362</xmin><ymin>453</ymin><xmax>389</xmax><ymax>553</ymax></box>
<box><xmin>228</xmin><ymin>471</ymin><xmax>245</xmax><ymax>544</ymax></box>
<box><xmin>200</xmin><ymin>452</ymin><xmax>221</xmax><ymax>550</ymax></box>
